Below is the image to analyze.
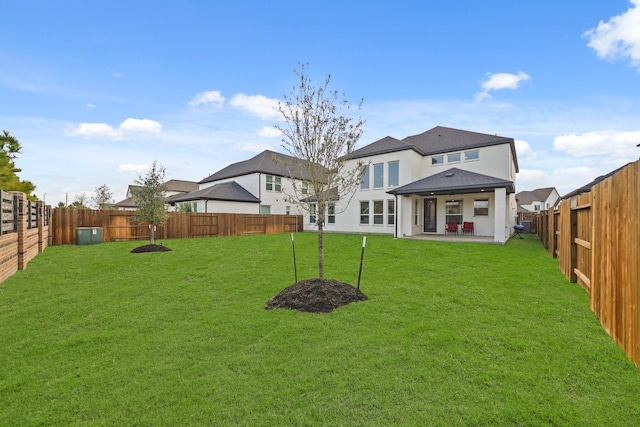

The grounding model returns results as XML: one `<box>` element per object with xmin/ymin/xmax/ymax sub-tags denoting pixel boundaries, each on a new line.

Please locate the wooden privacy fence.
<box><xmin>0</xmin><ymin>190</ymin><xmax>51</xmax><ymax>283</ymax></box>
<box><xmin>536</xmin><ymin>160</ymin><xmax>639</xmax><ymax>367</ymax></box>
<box><xmin>50</xmin><ymin>209</ymin><xmax>304</xmax><ymax>245</ymax></box>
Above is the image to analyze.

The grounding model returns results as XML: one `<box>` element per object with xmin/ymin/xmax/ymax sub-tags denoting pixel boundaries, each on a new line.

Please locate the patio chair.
<box><xmin>461</xmin><ymin>221</ymin><xmax>474</xmax><ymax>235</ymax></box>
<box><xmin>445</xmin><ymin>222</ymin><xmax>458</xmax><ymax>235</ymax></box>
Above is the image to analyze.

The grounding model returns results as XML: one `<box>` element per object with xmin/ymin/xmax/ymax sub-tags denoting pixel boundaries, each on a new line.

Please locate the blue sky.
<box><xmin>2</xmin><ymin>0</ymin><xmax>640</xmax><ymax>206</ymax></box>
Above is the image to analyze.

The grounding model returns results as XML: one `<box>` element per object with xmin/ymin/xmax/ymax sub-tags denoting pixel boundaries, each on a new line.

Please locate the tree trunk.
<box><xmin>149</xmin><ymin>224</ymin><xmax>156</xmax><ymax>245</ymax></box>
<box><xmin>318</xmin><ymin>221</ymin><xmax>324</xmax><ymax>279</ymax></box>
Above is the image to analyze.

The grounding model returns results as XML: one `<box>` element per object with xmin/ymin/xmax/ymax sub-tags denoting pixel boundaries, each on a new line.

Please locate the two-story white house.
<box><xmin>324</xmin><ymin>126</ymin><xmax>519</xmax><ymax>243</ymax></box>
<box><xmin>166</xmin><ymin>150</ymin><xmax>313</xmax><ymax>215</ymax></box>
<box><xmin>516</xmin><ymin>187</ymin><xmax>560</xmax><ymax>213</ymax></box>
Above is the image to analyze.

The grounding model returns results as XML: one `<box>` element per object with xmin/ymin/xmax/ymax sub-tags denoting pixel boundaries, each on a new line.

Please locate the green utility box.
<box><xmin>76</xmin><ymin>227</ymin><xmax>103</xmax><ymax>245</ymax></box>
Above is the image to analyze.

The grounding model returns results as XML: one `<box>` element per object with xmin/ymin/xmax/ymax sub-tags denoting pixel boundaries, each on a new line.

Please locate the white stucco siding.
<box><xmin>423</xmin><ymin>143</ymin><xmax>513</xmax><ymax>180</ymax></box>
<box><xmin>199</xmin><ymin>174</ymin><xmax>260</xmax><ymax>197</ymax></box>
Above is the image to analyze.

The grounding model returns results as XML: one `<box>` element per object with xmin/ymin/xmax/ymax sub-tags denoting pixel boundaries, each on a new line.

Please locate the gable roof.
<box><xmin>164</xmin><ymin>179</ymin><xmax>199</xmax><ymax>193</ymax></box>
<box><xmin>515</xmin><ymin>187</ymin><xmax>557</xmax><ymax>205</ymax></box>
<box><xmin>387</xmin><ymin>167</ymin><xmax>515</xmax><ymax>196</ymax></box>
<box><xmin>348</xmin><ymin>126</ymin><xmax>519</xmax><ymax>172</ymax></box>
<box><xmin>200</xmin><ymin>150</ymin><xmax>319</xmax><ymax>184</ymax></box>
<box><xmin>166</xmin><ymin>181</ymin><xmax>260</xmax><ymax>204</ymax></box>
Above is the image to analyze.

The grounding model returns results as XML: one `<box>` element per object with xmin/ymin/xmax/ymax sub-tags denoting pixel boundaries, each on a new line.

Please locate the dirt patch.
<box><xmin>265</xmin><ymin>278</ymin><xmax>368</xmax><ymax>314</ymax></box>
<box><xmin>130</xmin><ymin>244</ymin><xmax>172</xmax><ymax>253</ymax></box>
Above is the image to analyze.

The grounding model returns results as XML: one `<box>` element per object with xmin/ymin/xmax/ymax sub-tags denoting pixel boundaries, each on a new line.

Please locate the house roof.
<box><xmin>387</xmin><ymin>167</ymin><xmax>515</xmax><ymax>196</ymax></box>
<box><xmin>164</xmin><ymin>179</ymin><xmax>199</xmax><ymax>192</ymax></box>
<box><xmin>515</xmin><ymin>187</ymin><xmax>557</xmax><ymax>205</ymax></box>
<box><xmin>166</xmin><ymin>181</ymin><xmax>260</xmax><ymax>203</ymax></box>
<box><xmin>200</xmin><ymin>150</ymin><xmax>319</xmax><ymax>184</ymax></box>
<box><xmin>348</xmin><ymin>126</ymin><xmax>519</xmax><ymax>172</ymax></box>
<box><xmin>114</xmin><ymin>196</ymin><xmax>137</xmax><ymax>208</ymax></box>
<box><xmin>561</xmin><ymin>162</ymin><xmax>632</xmax><ymax>199</ymax></box>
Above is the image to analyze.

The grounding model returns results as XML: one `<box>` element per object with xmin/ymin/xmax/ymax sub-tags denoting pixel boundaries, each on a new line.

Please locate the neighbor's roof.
<box><xmin>164</xmin><ymin>179</ymin><xmax>199</xmax><ymax>193</ymax></box>
<box><xmin>166</xmin><ymin>181</ymin><xmax>260</xmax><ymax>203</ymax></box>
<box><xmin>387</xmin><ymin>167</ymin><xmax>515</xmax><ymax>196</ymax></box>
<box><xmin>561</xmin><ymin>162</ymin><xmax>633</xmax><ymax>199</ymax></box>
<box><xmin>515</xmin><ymin>187</ymin><xmax>557</xmax><ymax>205</ymax></box>
<box><xmin>200</xmin><ymin>150</ymin><xmax>322</xmax><ymax>184</ymax></box>
<box><xmin>349</xmin><ymin>126</ymin><xmax>519</xmax><ymax>172</ymax></box>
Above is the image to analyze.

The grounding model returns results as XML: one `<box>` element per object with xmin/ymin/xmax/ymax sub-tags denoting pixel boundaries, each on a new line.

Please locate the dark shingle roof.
<box><xmin>164</xmin><ymin>179</ymin><xmax>199</xmax><ymax>193</ymax></box>
<box><xmin>561</xmin><ymin>162</ymin><xmax>632</xmax><ymax>199</ymax></box>
<box><xmin>515</xmin><ymin>187</ymin><xmax>556</xmax><ymax>205</ymax></box>
<box><xmin>200</xmin><ymin>150</ymin><xmax>318</xmax><ymax>184</ymax></box>
<box><xmin>349</xmin><ymin>126</ymin><xmax>519</xmax><ymax>172</ymax></box>
<box><xmin>166</xmin><ymin>181</ymin><xmax>260</xmax><ymax>203</ymax></box>
<box><xmin>387</xmin><ymin>167</ymin><xmax>515</xmax><ymax>196</ymax></box>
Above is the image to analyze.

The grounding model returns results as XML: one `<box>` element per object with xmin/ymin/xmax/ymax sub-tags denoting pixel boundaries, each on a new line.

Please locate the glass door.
<box><xmin>423</xmin><ymin>198</ymin><xmax>437</xmax><ymax>232</ymax></box>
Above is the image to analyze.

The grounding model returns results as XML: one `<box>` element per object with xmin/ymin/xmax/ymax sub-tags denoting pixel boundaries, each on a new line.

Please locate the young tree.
<box><xmin>131</xmin><ymin>161</ymin><xmax>169</xmax><ymax>245</ymax></box>
<box><xmin>70</xmin><ymin>192</ymin><xmax>90</xmax><ymax>209</ymax></box>
<box><xmin>275</xmin><ymin>64</ymin><xmax>365</xmax><ymax>279</ymax></box>
<box><xmin>0</xmin><ymin>130</ymin><xmax>36</xmax><ymax>198</ymax></box>
<box><xmin>92</xmin><ymin>184</ymin><xmax>114</xmax><ymax>209</ymax></box>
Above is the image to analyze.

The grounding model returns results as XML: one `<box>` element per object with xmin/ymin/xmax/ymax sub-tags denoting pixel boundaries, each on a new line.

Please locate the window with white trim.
<box><xmin>373</xmin><ymin>163</ymin><xmax>384</xmax><ymax>188</ymax></box>
<box><xmin>373</xmin><ymin>200</ymin><xmax>384</xmax><ymax>224</ymax></box>
<box><xmin>360</xmin><ymin>201</ymin><xmax>370</xmax><ymax>224</ymax></box>
<box><xmin>260</xmin><ymin>205</ymin><xmax>271</xmax><ymax>214</ymax></box>
<box><xmin>445</xmin><ymin>200</ymin><xmax>463</xmax><ymax>224</ymax></box>
<box><xmin>327</xmin><ymin>204</ymin><xmax>335</xmax><ymax>224</ymax></box>
<box><xmin>387</xmin><ymin>199</ymin><xmax>395</xmax><ymax>225</ymax></box>
<box><xmin>286</xmin><ymin>206</ymin><xmax>291</xmax><ymax>215</ymax></box>
<box><xmin>360</xmin><ymin>165</ymin><xmax>370</xmax><ymax>190</ymax></box>
<box><xmin>414</xmin><ymin>199</ymin><xmax>419</xmax><ymax>225</ymax></box>
<box><xmin>266</xmin><ymin>175</ymin><xmax>281</xmax><ymax>192</ymax></box>
<box><xmin>388</xmin><ymin>161</ymin><xmax>399</xmax><ymax>187</ymax></box>
<box><xmin>465</xmin><ymin>150</ymin><xmax>479</xmax><ymax>161</ymax></box>
<box><xmin>309</xmin><ymin>203</ymin><xmax>317</xmax><ymax>224</ymax></box>
<box><xmin>432</xmin><ymin>155</ymin><xmax>444</xmax><ymax>165</ymax></box>
<box><xmin>474</xmin><ymin>199</ymin><xmax>489</xmax><ymax>216</ymax></box>
<box><xmin>447</xmin><ymin>153</ymin><xmax>461</xmax><ymax>163</ymax></box>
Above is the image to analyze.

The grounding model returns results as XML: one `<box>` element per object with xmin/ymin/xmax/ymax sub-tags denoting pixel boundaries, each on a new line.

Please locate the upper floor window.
<box><xmin>465</xmin><ymin>150</ymin><xmax>479</xmax><ymax>161</ymax></box>
<box><xmin>301</xmin><ymin>181</ymin><xmax>309</xmax><ymax>195</ymax></box>
<box><xmin>266</xmin><ymin>175</ymin><xmax>281</xmax><ymax>192</ymax></box>
<box><xmin>360</xmin><ymin>165</ymin><xmax>370</xmax><ymax>190</ymax></box>
<box><xmin>388</xmin><ymin>161</ymin><xmax>399</xmax><ymax>187</ymax></box>
<box><xmin>447</xmin><ymin>153</ymin><xmax>461</xmax><ymax>163</ymax></box>
<box><xmin>431</xmin><ymin>155</ymin><xmax>444</xmax><ymax>165</ymax></box>
<box><xmin>373</xmin><ymin>163</ymin><xmax>384</xmax><ymax>188</ymax></box>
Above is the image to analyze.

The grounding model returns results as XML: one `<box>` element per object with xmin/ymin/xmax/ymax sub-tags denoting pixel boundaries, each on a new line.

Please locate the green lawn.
<box><xmin>1</xmin><ymin>233</ymin><xmax>639</xmax><ymax>426</ymax></box>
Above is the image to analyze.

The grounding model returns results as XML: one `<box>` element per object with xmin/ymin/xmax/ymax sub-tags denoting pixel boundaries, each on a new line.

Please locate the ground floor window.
<box><xmin>474</xmin><ymin>199</ymin><xmax>489</xmax><ymax>216</ymax></box>
<box><xmin>360</xmin><ymin>201</ymin><xmax>370</xmax><ymax>224</ymax></box>
<box><xmin>260</xmin><ymin>205</ymin><xmax>271</xmax><ymax>214</ymax></box>
<box><xmin>387</xmin><ymin>199</ymin><xmax>395</xmax><ymax>225</ymax></box>
<box><xmin>373</xmin><ymin>200</ymin><xmax>384</xmax><ymax>224</ymax></box>
<box><xmin>414</xmin><ymin>199</ymin><xmax>419</xmax><ymax>225</ymax></box>
<box><xmin>310</xmin><ymin>203</ymin><xmax>317</xmax><ymax>224</ymax></box>
<box><xmin>445</xmin><ymin>200</ymin><xmax>463</xmax><ymax>224</ymax></box>
<box><xmin>327</xmin><ymin>204</ymin><xmax>335</xmax><ymax>224</ymax></box>
<box><xmin>286</xmin><ymin>206</ymin><xmax>290</xmax><ymax>215</ymax></box>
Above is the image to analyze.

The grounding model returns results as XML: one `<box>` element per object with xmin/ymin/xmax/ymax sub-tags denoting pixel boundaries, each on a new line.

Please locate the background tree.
<box><xmin>0</xmin><ymin>130</ymin><xmax>36</xmax><ymax>198</ymax></box>
<box><xmin>131</xmin><ymin>161</ymin><xmax>169</xmax><ymax>245</ymax></box>
<box><xmin>92</xmin><ymin>184</ymin><xmax>114</xmax><ymax>209</ymax></box>
<box><xmin>275</xmin><ymin>64</ymin><xmax>365</xmax><ymax>279</ymax></box>
<box><xmin>69</xmin><ymin>192</ymin><xmax>90</xmax><ymax>209</ymax></box>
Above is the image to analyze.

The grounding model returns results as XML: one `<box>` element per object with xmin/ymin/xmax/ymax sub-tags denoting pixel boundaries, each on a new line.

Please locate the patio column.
<box><xmin>493</xmin><ymin>187</ymin><xmax>507</xmax><ymax>243</ymax></box>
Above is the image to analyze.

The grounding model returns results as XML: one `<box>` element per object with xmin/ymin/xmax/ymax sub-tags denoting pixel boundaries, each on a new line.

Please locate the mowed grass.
<box><xmin>1</xmin><ymin>233</ymin><xmax>639</xmax><ymax>426</ymax></box>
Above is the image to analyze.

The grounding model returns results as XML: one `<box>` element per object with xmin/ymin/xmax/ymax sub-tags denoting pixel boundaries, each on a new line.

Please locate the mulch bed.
<box><xmin>130</xmin><ymin>244</ymin><xmax>172</xmax><ymax>253</ymax></box>
<box><xmin>265</xmin><ymin>278</ymin><xmax>368</xmax><ymax>314</ymax></box>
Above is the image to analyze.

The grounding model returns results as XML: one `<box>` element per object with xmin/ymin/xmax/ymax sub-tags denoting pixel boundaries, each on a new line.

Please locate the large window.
<box><xmin>360</xmin><ymin>201</ymin><xmax>370</xmax><ymax>224</ymax></box>
<box><xmin>388</xmin><ymin>161</ymin><xmax>399</xmax><ymax>187</ymax></box>
<box><xmin>373</xmin><ymin>163</ymin><xmax>384</xmax><ymax>188</ymax></box>
<box><xmin>266</xmin><ymin>175</ymin><xmax>281</xmax><ymax>192</ymax></box>
<box><xmin>387</xmin><ymin>199</ymin><xmax>395</xmax><ymax>225</ymax></box>
<box><xmin>474</xmin><ymin>199</ymin><xmax>489</xmax><ymax>216</ymax></box>
<box><xmin>360</xmin><ymin>165</ymin><xmax>370</xmax><ymax>190</ymax></box>
<box><xmin>373</xmin><ymin>200</ymin><xmax>384</xmax><ymax>224</ymax></box>
<box><xmin>431</xmin><ymin>155</ymin><xmax>444</xmax><ymax>165</ymax></box>
<box><xmin>260</xmin><ymin>205</ymin><xmax>271</xmax><ymax>214</ymax></box>
<box><xmin>445</xmin><ymin>200</ymin><xmax>463</xmax><ymax>224</ymax></box>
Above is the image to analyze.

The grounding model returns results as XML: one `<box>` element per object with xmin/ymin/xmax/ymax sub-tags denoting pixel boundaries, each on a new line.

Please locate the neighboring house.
<box><xmin>166</xmin><ymin>150</ymin><xmax>315</xmax><ymax>215</ymax></box>
<box><xmin>322</xmin><ymin>126</ymin><xmax>519</xmax><ymax>243</ymax></box>
<box><xmin>114</xmin><ymin>179</ymin><xmax>199</xmax><ymax>211</ymax></box>
<box><xmin>516</xmin><ymin>187</ymin><xmax>560</xmax><ymax>212</ymax></box>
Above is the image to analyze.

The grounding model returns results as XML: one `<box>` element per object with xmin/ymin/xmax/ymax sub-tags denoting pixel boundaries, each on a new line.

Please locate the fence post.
<box><xmin>569</xmin><ymin>208</ymin><xmax>578</xmax><ymax>283</ymax></box>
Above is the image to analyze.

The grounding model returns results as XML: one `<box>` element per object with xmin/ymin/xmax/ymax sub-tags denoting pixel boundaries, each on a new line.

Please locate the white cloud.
<box><xmin>229</xmin><ymin>93</ymin><xmax>281</xmax><ymax>120</ymax></box>
<box><xmin>257</xmin><ymin>126</ymin><xmax>282</xmax><ymax>138</ymax></box>
<box><xmin>188</xmin><ymin>90</ymin><xmax>225</xmax><ymax>108</ymax></box>
<box><xmin>514</xmin><ymin>139</ymin><xmax>543</xmax><ymax>160</ymax></box>
<box><xmin>119</xmin><ymin>118</ymin><xmax>162</xmax><ymax>133</ymax></box>
<box><xmin>86</xmin><ymin>103</ymin><xmax>95</xmax><ymax>109</ymax></box>
<box><xmin>553</xmin><ymin>129</ymin><xmax>640</xmax><ymax>157</ymax></box>
<box><xmin>118</xmin><ymin>164</ymin><xmax>150</xmax><ymax>173</ymax></box>
<box><xmin>516</xmin><ymin>169</ymin><xmax>548</xmax><ymax>191</ymax></box>
<box><xmin>66</xmin><ymin>118</ymin><xmax>162</xmax><ymax>140</ymax></box>
<box><xmin>474</xmin><ymin>71</ymin><xmax>530</xmax><ymax>102</ymax></box>
<box><xmin>583</xmin><ymin>0</ymin><xmax>640</xmax><ymax>70</ymax></box>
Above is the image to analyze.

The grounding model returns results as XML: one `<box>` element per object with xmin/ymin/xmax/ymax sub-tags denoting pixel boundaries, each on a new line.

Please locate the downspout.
<box><xmin>258</xmin><ymin>173</ymin><xmax>262</xmax><ymax>214</ymax></box>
